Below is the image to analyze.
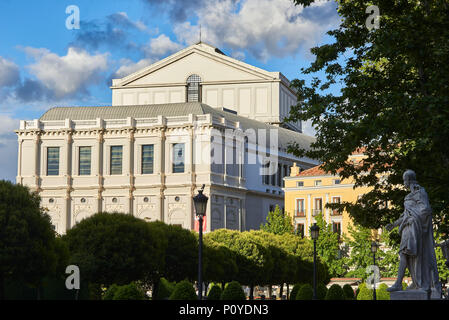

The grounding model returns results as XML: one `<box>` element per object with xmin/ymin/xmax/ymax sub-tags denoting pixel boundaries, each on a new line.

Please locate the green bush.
<box><xmin>220</xmin><ymin>281</ymin><xmax>246</xmax><ymax>300</ymax></box>
<box><xmin>356</xmin><ymin>284</ymin><xmax>373</xmax><ymax>300</ymax></box>
<box><xmin>343</xmin><ymin>284</ymin><xmax>355</xmax><ymax>300</ymax></box>
<box><xmin>103</xmin><ymin>284</ymin><xmax>119</xmax><ymax>300</ymax></box>
<box><xmin>154</xmin><ymin>278</ymin><xmax>176</xmax><ymax>300</ymax></box>
<box><xmin>207</xmin><ymin>285</ymin><xmax>223</xmax><ymax>300</ymax></box>
<box><xmin>376</xmin><ymin>283</ymin><xmax>390</xmax><ymax>300</ymax></box>
<box><xmin>325</xmin><ymin>284</ymin><xmax>344</xmax><ymax>300</ymax></box>
<box><xmin>296</xmin><ymin>284</ymin><xmax>313</xmax><ymax>300</ymax></box>
<box><xmin>111</xmin><ymin>283</ymin><xmax>146</xmax><ymax>300</ymax></box>
<box><xmin>169</xmin><ymin>280</ymin><xmax>197</xmax><ymax>300</ymax></box>
<box><xmin>316</xmin><ymin>283</ymin><xmax>328</xmax><ymax>300</ymax></box>
<box><xmin>289</xmin><ymin>283</ymin><xmax>302</xmax><ymax>300</ymax></box>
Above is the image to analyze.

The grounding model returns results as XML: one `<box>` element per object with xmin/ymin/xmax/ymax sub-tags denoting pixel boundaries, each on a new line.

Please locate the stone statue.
<box><xmin>385</xmin><ymin>170</ymin><xmax>441</xmax><ymax>297</ymax></box>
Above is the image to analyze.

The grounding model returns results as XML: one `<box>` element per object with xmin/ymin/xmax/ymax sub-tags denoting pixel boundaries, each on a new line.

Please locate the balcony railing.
<box><xmin>295</xmin><ymin>210</ymin><xmax>305</xmax><ymax>217</ymax></box>
<box><xmin>312</xmin><ymin>209</ymin><xmax>322</xmax><ymax>217</ymax></box>
<box><xmin>331</xmin><ymin>209</ymin><xmax>342</xmax><ymax>216</ymax></box>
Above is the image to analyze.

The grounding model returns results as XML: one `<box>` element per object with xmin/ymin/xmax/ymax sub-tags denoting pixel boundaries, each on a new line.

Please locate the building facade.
<box><xmin>283</xmin><ymin>152</ymin><xmax>370</xmax><ymax>238</ymax></box>
<box><xmin>16</xmin><ymin>42</ymin><xmax>318</xmax><ymax>234</ymax></box>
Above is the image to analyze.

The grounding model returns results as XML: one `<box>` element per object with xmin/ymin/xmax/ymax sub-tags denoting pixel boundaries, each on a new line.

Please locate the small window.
<box><xmin>81</xmin><ymin>198</ymin><xmax>86</xmax><ymax>203</ymax></box>
<box><xmin>141</xmin><ymin>145</ymin><xmax>154</xmax><ymax>174</ymax></box>
<box><xmin>186</xmin><ymin>74</ymin><xmax>202</xmax><ymax>102</ymax></box>
<box><xmin>334</xmin><ymin>179</ymin><xmax>341</xmax><ymax>185</ymax></box>
<box><xmin>47</xmin><ymin>147</ymin><xmax>60</xmax><ymax>176</ymax></box>
<box><xmin>143</xmin><ymin>197</ymin><xmax>149</xmax><ymax>203</ymax></box>
<box><xmin>172</xmin><ymin>143</ymin><xmax>185</xmax><ymax>173</ymax></box>
<box><xmin>112</xmin><ymin>198</ymin><xmax>118</xmax><ymax>203</ymax></box>
<box><xmin>79</xmin><ymin>146</ymin><xmax>92</xmax><ymax>176</ymax></box>
<box><xmin>110</xmin><ymin>146</ymin><xmax>123</xmax><ymax>175</ymax></box>
<box><xmin>49</xmin><ymin>198</ymin><xmax>55</xmax><ymax>204</ymax></box>
<box><xmin>314</xmin><ymin>180</ymin><xmax>322</xmax><ymax>186</ymax></box>
<box><xmin>297</xmin><ymin>181</ymin><xmax>304</xmax><ymax>187</ymax></box>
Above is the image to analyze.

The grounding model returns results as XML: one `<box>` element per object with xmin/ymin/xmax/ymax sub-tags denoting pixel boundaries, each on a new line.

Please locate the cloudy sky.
<box><xmin>0</xmin><ymin>0</ymin><xmax>340</xmax><ymax>181</ymax></box>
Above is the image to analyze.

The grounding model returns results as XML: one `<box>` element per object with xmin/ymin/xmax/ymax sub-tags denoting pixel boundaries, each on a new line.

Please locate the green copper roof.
<box><xmin>39</xmin><ymin>102</ymin><xmax>315</xmax><ymax>150</ymax></box>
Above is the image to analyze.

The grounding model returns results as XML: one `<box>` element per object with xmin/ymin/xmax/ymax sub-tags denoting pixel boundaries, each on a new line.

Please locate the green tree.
<box><xmin>288</xmin><ymin>0</ymin><xmax>449</xmax><ymax>235</ymax></box>
<box><xmin>313</xmin><ymin>213</ymin><xmax>347</xmax><ymax>277</ymax></box>
<box><xmin>62</xmin><ymin>212</ymin><xmax>165</xmax><ymax>290</ymax></box>
<box><xmin>111</xmin><ymin>282</ymin><xmax>147</xmax><ymax>300</ymax></box>
<box><xmin>325</xmin><ymin>284</ymin><xmax>345</xmax><ymax>300</ymax></box>
<box><xmin>296</xmin><ymin>283</ymin><xmax>313</xmax><ymax>300</ymax></box>
<box><xmin>260</xmin><ymin>205</ymin><xmax>294</xmax><ymax>235</ymax></box>
<box><xmin>0</xmin><ymin>181</ymin><xmax>59</xmax><ymax>299</ymax></box>
<box><xmin>169</xmin><ymin>280</ymin><xmax>197</xmax><ymax>300</ymax></box>
<box><xmin>207</xmin><ymin>284</ymin><xmax>223</xmax><ymax>300</ymax></box>
<box><xmin>220</xmin><ymin>281</ymin><xmax>246</xmax><ymax>300</ymax></box>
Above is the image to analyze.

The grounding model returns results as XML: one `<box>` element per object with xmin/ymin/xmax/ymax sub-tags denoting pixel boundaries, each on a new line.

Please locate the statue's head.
<box><xmin>403</xmin><ymin>169</ymin><xmax>417</xmax><ymax>189</ymax></box>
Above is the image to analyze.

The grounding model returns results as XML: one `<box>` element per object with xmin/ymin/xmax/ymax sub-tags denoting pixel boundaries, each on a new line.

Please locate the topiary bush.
<box><xmin>154</xmin><ymin>277</ymin><xmax>176</xmax><ymax>300</ymax></box>
<box><xmin>342</xmin><ymin>284</ymin><xmax>355</xmax><ymax>300</ymax></box>
<box><xmin>103</xmin><ymin>284</ymin><xmax>119</xmax><ymax>300</ymax></box>
<box><xmin>289</xmin><ymin>283</ymin><xmax>302</xmax><ymax>301</ymax></box>
<box><xmin>356</xmin><ymin>284</ymin><xmax>373</xmax><ymax>300</ymax></box>
<box><xmin>376</xmin><ymin>283</ymin><xmax>390</xmax><ymax>300</ymax></box>
<box><xmin>316</xmin><ymin>283</ymin><xmax>328</xmax><ymax>300</ymax></box>
<box><xmin>325</xmin><ymin>284</ymin><xmax>344</xmax><ymax>300</ymax></box>
<box><xmin>169</xmin><ymin>280</ymin><xmax>197</xmax><ymax>300</ymax></box>
<box><xmin>220</xmin><ymin>281</ymin><xmax>246</xmax><ymax>300</ymax></box>
<box><xmin>111</xmin><ymin>282</ymin><xmax>146</xmax><ymax>300</ymax></box>
<box><xmin>207</xmin><ymin>284</ymin><xmax>223</xmax><ymax>300</ymax></box>
<box><xmin>296</xmin><ymin>284</ymin><xmax>313</xmax><ymax>300</ymax></box>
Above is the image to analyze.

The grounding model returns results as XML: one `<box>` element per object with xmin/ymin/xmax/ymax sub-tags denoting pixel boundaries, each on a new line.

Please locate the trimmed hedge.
<box><xmin>316</xmin><ymin>283</ymin><xmax>328</xmax><ymax>300</ymax></box>
<box><xmin>325</xmin><ymin>284</ymin><xmax>345</xmax><ymax>300</ymax></box>
<box><xmin>376</xmin><ymin>283</ymin><xmax>390</xmax><ymax>300</ymax></box>
<box><xmin>296</xmin><ymin>284</ymin><xmax>313</xmax><ymax>300</ymax></box>
<box><xmin>154</xmin><ymin>278</ymin><xmax>176</xmax><ymax>300</ymax></box>
<box><xmin>207</xmin><ymin>284</ymin><xmax>223</xmax><ymax>300</ymax></box>
<box><xmin>220</xmin><ymin>281</ymin><xmax>246</xmax><ymax>300</ymax></box>
<box><xmin>342</xmin><ymin>284</ymin><xmax>355</xmax><ymax>300</ymax></box>
<box><xmin>169</xmin><ymin>280</ymin><xmax>197</xmax><ymax>300</ymax></box>
<box><xmin>289</xmin><ymin>283</ymin><xmax>302</xmax><ymax>300</ymax></box>
<box><xmin>103</xmin><ymin>283</ymin><xmax>146</xmax><ymax>300</ymax></box>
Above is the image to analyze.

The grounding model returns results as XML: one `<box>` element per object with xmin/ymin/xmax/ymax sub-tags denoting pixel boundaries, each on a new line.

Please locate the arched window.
<box><xmin>186</xmin><ymin>74</ymin><xmax>202</xmax><ymax>102</ymax></box>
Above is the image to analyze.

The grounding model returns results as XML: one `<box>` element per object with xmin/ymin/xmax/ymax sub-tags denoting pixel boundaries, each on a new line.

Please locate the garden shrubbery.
<box><xmin>221</xmin><ymin>281</ymin><xmax>246</xmax><ymax>300</ymax></box>
<box><xmin>207</xmin><ymin>284</ymin><xmax>223</xmax><ymax>300</ymax></box>
<box><xmin>325</xmin><ymin>284</ymin><xmax>345</xmax><ymax>300</ymax></box>
<box><xmin>169</xmin><ymin>280</ymin><xmax>197</xmax><ymax>300</ymax></box>
<box><xmin>296</xmin><ymin>283</ymin><xmax>313</xmax><ymax>300</ymax></box>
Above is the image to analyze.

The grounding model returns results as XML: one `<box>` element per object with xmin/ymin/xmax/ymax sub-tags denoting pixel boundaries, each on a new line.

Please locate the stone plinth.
<box><xmin>390</xmin><ymin>289</ymin><xmax>441</xmax><ymax>300</ymax></box>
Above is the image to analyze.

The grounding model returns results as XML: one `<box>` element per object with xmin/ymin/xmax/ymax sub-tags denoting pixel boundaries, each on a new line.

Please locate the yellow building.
<box><xmin>283</xmin><ymin>153</ymin><xmax>371</xmax><ymax>238</ymax></box>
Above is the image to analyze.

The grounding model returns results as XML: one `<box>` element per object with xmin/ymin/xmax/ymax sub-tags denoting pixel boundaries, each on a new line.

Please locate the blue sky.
<box><xmin>0</xmin><ymin>0</ymin><xmax>340</xmax><ymax>181</ymax></box>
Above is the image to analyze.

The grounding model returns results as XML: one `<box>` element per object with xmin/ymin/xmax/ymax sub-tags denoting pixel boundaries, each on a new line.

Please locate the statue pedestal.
<box><xmin>390</xmin><ymin>289</ymin><xmax>441</xmax><ymax>300</ymax></box>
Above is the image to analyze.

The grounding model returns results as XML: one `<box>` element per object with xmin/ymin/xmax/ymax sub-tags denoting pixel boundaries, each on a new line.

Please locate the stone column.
<box><xmin>96</xmin><ymin>129</ymin><xmax>104</xmax><ymax>213</ymax></box>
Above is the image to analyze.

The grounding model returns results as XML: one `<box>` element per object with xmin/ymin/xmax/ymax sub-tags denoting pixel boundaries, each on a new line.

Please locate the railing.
<box><xmin>295</xmin><ymin>210</ymin><xmax>305</xmax><ymax>217</ymax></box>
<box><xmin>312</xmin><ymin>209</ymin><xmax>322</xmax><ymax>217</ymax></box>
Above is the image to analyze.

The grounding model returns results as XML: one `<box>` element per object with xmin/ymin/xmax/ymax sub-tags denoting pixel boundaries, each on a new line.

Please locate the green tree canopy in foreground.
<box><xmin>260</xmin><ymin>205</ymin><xmax>294</xmax><ymax>235</ymax></box>
<box><xmin>0</xmin><ymin>180</ymin><xmax>61</xmax><ymax>300</ymax></box>
<box><xmin>288</xmin><ymin>0</ymin><xmax>449</xmax><ymax>235</ymax></box>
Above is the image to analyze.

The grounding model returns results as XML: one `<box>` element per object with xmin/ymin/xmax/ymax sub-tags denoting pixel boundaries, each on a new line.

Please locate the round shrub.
<box><xmin>376</xmin><ymin>283</ymin><xmax>390</xmax><ymax>300</ymax></box>
<box><xmin>112</xmin><ymin>283</ymin><xmax>146</xmax><ymax>300</ymax></box>
<box><xmin>154</xmin><ymin>277</ymin><xmax>176</xmax><ymax>300</ymax></box>
<box><xmin>356</xmin><ymin>285</ymin><xmax>373</xmax><ymax>300</ymax></box>
<box><xmin>289</xmin><ymin>283</ymin><xmax>302</xmax><ymax>300</ymax></box>
<box><xmin>325</xmin><ymin>284</ymin><xmax>344</xmax><ymax>300</ymax></box>
<box><xmin>316</xmin><ymin>283</ymin><xmax>328</xmax><ymax>300</ymax></box>
<box><xmin>207</xmin><ymin>284</ymin><xmax>223</xmax><ymax>300</ymax></box>
<box><xmin>220</xmin><ymin>281</ymin><xmax>246</xmax><ymax>300</ymax></box>
<box><xmin>296</xmin><ymin>284</ymin><xmax>313</xmax><ymax>300</ymax></box>
<box><xmin>343</xmin><ymin>284</ymin><xmax>355</xmax><ymax>300</ymax></box>
<box><xmin>169</xmin><ymin>280</ymin><xmax>197</xmax><ymax>300</ymax></box>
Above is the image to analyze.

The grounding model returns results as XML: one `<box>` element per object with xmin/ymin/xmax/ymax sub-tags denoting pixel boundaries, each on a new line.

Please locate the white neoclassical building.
<box><xmin>16</xmin><ymin>42</ymin><xmax>318</xmax><ymax>234</ymax></box>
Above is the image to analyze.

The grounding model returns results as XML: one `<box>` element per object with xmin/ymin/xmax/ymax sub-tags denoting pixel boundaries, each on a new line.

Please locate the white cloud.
<box><xmin>113</xmin><ymin>57</ymin><xmax>155</xmax><ymax>79</ymax></box>
<box><xmin>0</xmin><ymin>57</ymin><xmax>20</xmax><ymax>87</ymax></box>
<box><xmin>0</xmin><ymin>114</ymin><xmax>19</xmax><ymax>182</ymax></box>
<box><xmin>23</xmin><ymin>47</ymin><xmax>109</xmax><ymax>99</ymax></box>
<box><xmin>172</xmin><ymin>0</ymin><xmax>339</xmax><ymax>61</ymax></box>
<box><xmin>147</xmin><ymin>34</ymin><xmax>183</xmax><ymax>57</ymax></box>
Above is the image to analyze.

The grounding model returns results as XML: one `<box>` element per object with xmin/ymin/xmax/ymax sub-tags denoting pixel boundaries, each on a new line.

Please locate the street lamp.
<box><xmin>193</xmin><ymin>185</ymin><xmax>208</xmax><ymax>300</ymax></box>
<box><xmin>310</xmin><ymin>223</ymin><xmax>320</xmax><ymax>300</ymax></box>
<box><xmin>371</xmin><ymin>240</ymin><xmax>379</xmax><ymax>301</ymax></box>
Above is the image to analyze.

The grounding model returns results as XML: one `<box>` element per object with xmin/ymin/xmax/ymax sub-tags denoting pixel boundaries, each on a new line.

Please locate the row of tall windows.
<box><xmin>45</xmin><ymin>143</ymin><xmax>185</xmax><ymax>176</ymax></box>
<box><xmin>262</xmin><ymin>161</ymin><xmax>290</xmax><ymax>187</ymax></box>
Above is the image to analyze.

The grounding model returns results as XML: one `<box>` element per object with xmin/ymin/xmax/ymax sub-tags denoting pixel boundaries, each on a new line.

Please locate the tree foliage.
<box><xmin>288</xmin><ymin>0</ymin><xmax>449</xmax><ymax>235</ymax></box>
<box><xmin>260</xmin><ymin>205</ymin><xmax>294</xmax><ymax>235</ymax></box>
<box><xmin>0</xmin><ymin>181</ymin><xmax>60</xmax><ymax>299</ymax></box>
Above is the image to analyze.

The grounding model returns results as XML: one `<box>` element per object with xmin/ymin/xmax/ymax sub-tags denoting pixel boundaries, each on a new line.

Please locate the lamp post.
<box><xmin>310</xmin><ymin>223</ymin><xmax>320</xmax><ymax>300</ymax></box>
<box><xmin>193</xmin><ymin>185</ymin><xmax>208</xmax><ymax>300</ymax></box>
<box><xmin>371</xmin><ymin>240</ymin><xmax>379</xmax><ymax>301</ymax></box>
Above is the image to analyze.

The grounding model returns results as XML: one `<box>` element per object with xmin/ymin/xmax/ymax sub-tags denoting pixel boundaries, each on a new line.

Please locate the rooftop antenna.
<box><xmin>199</xmin><ymin>24</ymin><xmax>202</xmax><ymax>43</ymax></box>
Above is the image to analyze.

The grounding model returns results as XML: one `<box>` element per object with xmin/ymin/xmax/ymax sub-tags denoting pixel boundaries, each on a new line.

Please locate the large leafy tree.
<box><xmin>288</xmin><ymin>0</ymin><xmax>449</xmax><ymax>235</ymax></box>
<box><xmin>62</xmin><ymin>212</ymin><xmax>166</xmax><ymax>289</ymax></box>
<box><xmin>260</xmin><ymin>205</ymin><xmax>294</xmax><ymax>235</ymax></box>
<box><xmin>0</xmin><ymin>180</ymin><xmax>60</xmax><ymax>300</ymax></box>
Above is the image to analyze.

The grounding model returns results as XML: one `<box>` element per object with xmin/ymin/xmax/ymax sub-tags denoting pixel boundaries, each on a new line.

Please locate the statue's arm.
<box><xmin>386</xmin><ymin>213</ymin><xmax>405</xmax><ymax>231</ymax></box>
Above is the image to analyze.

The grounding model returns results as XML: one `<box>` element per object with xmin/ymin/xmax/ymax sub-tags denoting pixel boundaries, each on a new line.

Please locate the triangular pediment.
<box><xmin>112</xmin><ymin>43</ymin><xmax>279</xmax><ymax>88</ymax></box>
